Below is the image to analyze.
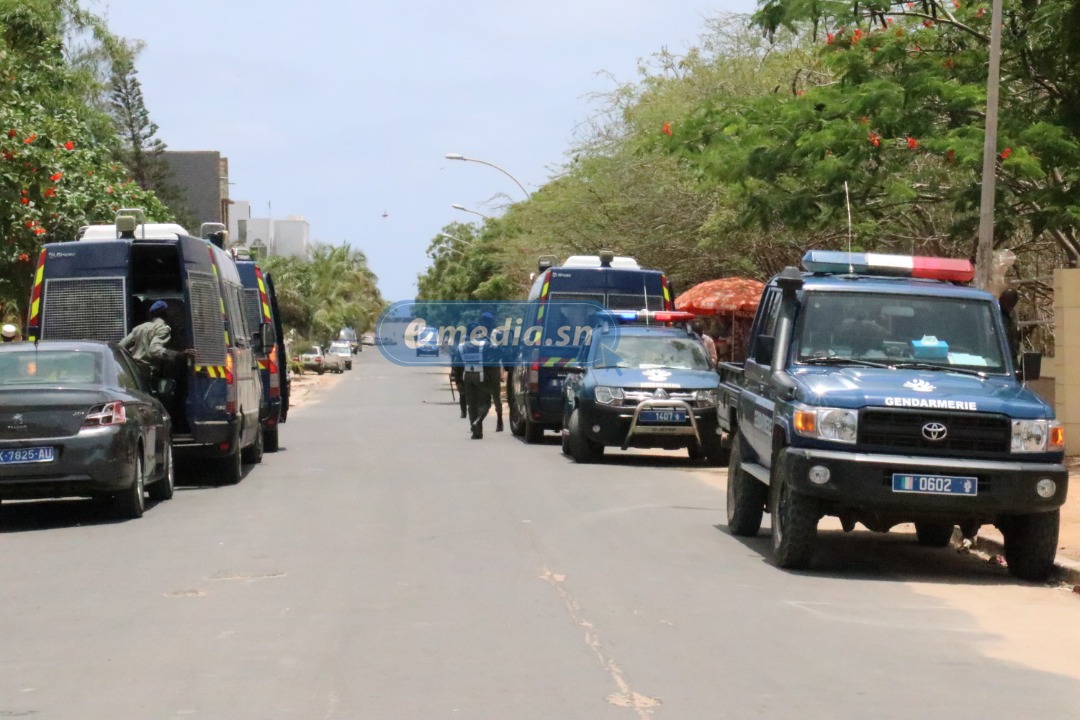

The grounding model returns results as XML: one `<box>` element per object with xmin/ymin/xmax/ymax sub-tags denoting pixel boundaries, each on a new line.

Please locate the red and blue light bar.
<box><xmin>612</xmin><ymin>310</ymin><xmax>696</xmax><ymax>323</ymax></box>
<box><xmin>803</xmin><ymin>251</ymin><xmax>975</xmax><ymax>283</ymax></box>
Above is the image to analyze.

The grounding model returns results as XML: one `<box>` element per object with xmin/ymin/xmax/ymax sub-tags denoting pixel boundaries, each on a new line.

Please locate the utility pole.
<box><xmin>974</xmin><ymin>0</ymin><xmax>1005</xmax><ymax>290</ymax></box>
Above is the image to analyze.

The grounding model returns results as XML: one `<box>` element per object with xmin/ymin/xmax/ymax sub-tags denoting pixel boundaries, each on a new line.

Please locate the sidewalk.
<box><xmin>973</xmin><ymin>459</ymin><xmax>1080</xmax><ymax>584</ymax></box>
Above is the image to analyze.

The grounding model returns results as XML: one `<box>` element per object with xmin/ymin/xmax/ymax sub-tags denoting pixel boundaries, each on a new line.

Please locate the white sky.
<box><xmin>93</xmin><ymin>1</ymin><xmax>755</xmax><ymax>300</ymax></box>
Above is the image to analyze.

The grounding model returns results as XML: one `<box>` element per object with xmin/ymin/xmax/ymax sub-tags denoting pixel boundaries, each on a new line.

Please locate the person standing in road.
<box><xmin>452</xmin><ymin>322</ymin><xmax>492</xmax><ymax>439</ymax></box>
<box><xmin>479</xmin><ymin>311</ymin><xmax>505</xmax><ymax>432</ymax></box>
<box><xmin>449</xmin><ymin>365</ymin><xmax>467</xmax><ymax>419</ymax></box>
<box><xmin>120</xmin><ymin>300</ymin><xmax>195</xmax><ymax>384</ymax></box>
<box><xmin>1</xmin><ymin>323</ymin><xmax>18</xmax><ymax>343</ymax></box>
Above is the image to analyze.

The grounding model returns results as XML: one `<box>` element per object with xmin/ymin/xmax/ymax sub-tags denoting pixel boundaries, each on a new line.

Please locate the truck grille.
<box><xmin>187</xmin><ymin>272</ymin><xmax>227</xmax><ymax>366</ymax></box>
<box><xmin>860</xmin><ymin>408</ymin><xmax>1010</xmax><ymax>457</ymax></box>
<box><xmin>622</xmin><ymin>389</ymin><xmax>695</xmax><ymax>406</ymax></box>
<box><xmin>42</xmin><ymin>277</ymin><xmax>126</xmax><ymax>342</ymax></box>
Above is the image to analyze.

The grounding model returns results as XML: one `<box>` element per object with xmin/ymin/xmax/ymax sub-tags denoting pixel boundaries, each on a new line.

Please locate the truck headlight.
<box><xmin>693</xmin><ymin>389</ymin><xmax>718</xmax><ymax>407</ymax></box>
<box><xmin>594</xmin><ymin>386</ymin><xmax>625</xmax><ymax>405</ymax></box>
<box><xmin>1012</xmin><ymin>419</ymin><xmax>1063</xmax><ymax>453</ymax></box>
<box><xmin>793</xmin><ymin>406</ymin><xmax>858</xmax><ymax>444</ymax></box>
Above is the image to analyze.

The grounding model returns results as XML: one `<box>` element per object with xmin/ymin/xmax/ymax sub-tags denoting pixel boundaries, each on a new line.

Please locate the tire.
<box><xmin>1002</xmin><ymin>510</ymin><xmax>1059</xmax><ymax>582</ymax></box>
<box><xmin>216</xmin><ymin>431</ymin><xmax>243</xmax><ymax>486</ymax></box>
<box><xmin>703</xmin><ymin>432</ymin><xmax>730</xmax><ymax>466</ymax></box>
<box><xmin>508</xmin><ymin>375</ymin><xmax>526</xmax><ymax>437</ymax></box>
<box><xmin>568</xmin><ymin>409</ymin><xmax>603</xmax><ymax>463</ymax></box>
<box><xmin>561</xmin><ymin>429</ymin><xmax>571</xmax><ymax>456</ymax></box>
<box><xmin>915</xmin><ymin>522</ymin><xmax>954</xmax><ymax>547</ymax></box>
<box><xmin>726</xmin><ymin>434</ymin><xmax>767</xmax><ymax>536</ymax></box>
<box><xmin>264</xmin><ymin>424</ymin><xmax>280</xmax><ymax>453</ymax></box>
<box><xmin>113</xmin><ymin>452</ymin><xmax>146</xmax><ymax>519</ymax></box>
<box><xmin>148</xmin><ymin>443</ymin><xmax>174</xmax><ymax>502</ymax></box>
<box><xmin>523</xmin><ymin>416</ymin><xmax>544</xmax><ymax>444</ymax></box>
<box><xmin>316</xmin><ymin>367</ymin><xmax>324</xmax><ymax>375</ymax></box>
<box><xmin>242</xmin><ymin>421</ymin><xmax>264</xmax><ymax>464</ymax></box>
<box><xmin>770</xmin><ymin>451</ymin><xmax>821</xmax><ymax>570</ymax></box>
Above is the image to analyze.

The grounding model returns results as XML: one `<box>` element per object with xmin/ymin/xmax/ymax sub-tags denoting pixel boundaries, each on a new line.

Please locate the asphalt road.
<box><xmin>2</xmin><ymin>351</ymin><xmax>1079</xmax><ymax>719</ymax></box>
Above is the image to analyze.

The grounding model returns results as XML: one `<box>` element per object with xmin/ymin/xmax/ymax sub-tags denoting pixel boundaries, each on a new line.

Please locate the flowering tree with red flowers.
<box><xmin>0</xmin><ymin>0</ymin><xmax>171</xmax><ymax>325</ymax></box>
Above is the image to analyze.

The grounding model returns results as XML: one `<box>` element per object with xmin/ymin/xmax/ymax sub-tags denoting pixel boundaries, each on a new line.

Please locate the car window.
<box><xmin>114</xmin><ymin>351</ymin><xmax>147</xmax><ymax>392</ymax></box>
<box><xmin>0</xmin><ymin>349</ymin><xmax>103</xmax><ymax>385</ymax></box>
<box><xmin>594</xmin><ymin>336</ymin><xmax>710</xmax><ymax>370</ymax></box>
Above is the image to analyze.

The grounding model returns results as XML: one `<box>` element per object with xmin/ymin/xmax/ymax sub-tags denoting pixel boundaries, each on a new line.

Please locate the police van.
<box><xmin>234</xmin><ymin>250</ymin><xmax>288</xmax><ymax>452</ymax></box>
<box><xmin>26</xmin><ymin>210</ymin><xmax>266</xmax><ymax>484</ymax></box>
<box><xmin>507</xmin><ymin>251</ymin><xmax>674</xmax><ymax>442</ymax></box>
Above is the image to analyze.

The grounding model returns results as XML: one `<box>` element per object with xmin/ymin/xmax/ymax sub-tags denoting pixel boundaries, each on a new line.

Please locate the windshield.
<box><xmin>0</xmin><ymin>350</ymin><xmax>103</xmax><ymax>385</ymax></box>
<box><xmin>594</xmin><ymin>336</ymin><xmax>711</xmax><ymax>370</ymax></box>
<box><xmin>330</xmin><ymin>344</ymin><xmax>350</xmax><ymax>353</ymax></box>
<box><xmin>794</xmin><ymin>291</ymin><xmax>1008</xmax><ymax>373</ymax></box>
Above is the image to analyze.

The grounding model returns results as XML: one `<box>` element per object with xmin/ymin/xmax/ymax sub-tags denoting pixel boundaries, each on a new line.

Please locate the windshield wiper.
<box><xmin>890</xmin><ymin>361</ymin><xmax>988</xmax><ymax>378</ymax></box>
<box><xmin>800</xmin><ymin>357</ymin><xmax>894</xmax><ymax>369</ymax></box>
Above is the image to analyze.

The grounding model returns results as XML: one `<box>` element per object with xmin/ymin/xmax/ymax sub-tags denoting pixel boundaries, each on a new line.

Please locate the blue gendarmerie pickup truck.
<box><xmin>719</xmin><ymin>251</ymin><xmax>1068</xmax><ymax>581</ymax></box>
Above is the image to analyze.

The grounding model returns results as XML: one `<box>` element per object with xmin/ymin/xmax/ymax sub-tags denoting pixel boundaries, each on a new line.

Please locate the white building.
<box><xmin>231</xmin><ymin>202</ymin><xmax>311</xmax><ymax>259</ymax></box>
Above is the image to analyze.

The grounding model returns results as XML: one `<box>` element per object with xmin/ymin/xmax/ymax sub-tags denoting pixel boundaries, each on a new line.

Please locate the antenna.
<box><xmin>844</xmin><ymin>181</ymin><xmax>854</xmax><ymax>274</ymax></box>
<box><xmin>642</xmin><ymin>278</ymin><xmax>650</xmax><ymax>325</ymax></box>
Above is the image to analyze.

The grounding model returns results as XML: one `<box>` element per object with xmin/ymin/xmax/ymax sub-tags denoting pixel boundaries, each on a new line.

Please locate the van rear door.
<box><xmin>179</xmin><ymin>236</ymin><xmax>228</xmax><ymax>369</ymax></box>
<box><xmin>37</xmin><ymin>242</ymin><xmax>131</xmax><ymax>342</ymax></box>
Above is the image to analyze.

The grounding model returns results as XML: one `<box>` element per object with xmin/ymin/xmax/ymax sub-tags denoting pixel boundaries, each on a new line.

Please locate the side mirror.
<box><xmin>753</xmin><ymin>335</ymin><xmax>775</xmax><ymax>365</ymax></box>
<box><xmin>155</xmin><ymin>378</ymin><xmax>177</xmax><ymax>397</ymax></box>
<box><xmin>259</xmin><ymin>322</ymin><xmax>277</xmax><ymax>352</ymax></box>
<box><xmin>1018</xmin><ymin>351</ymin><xmax>1042</xmax><ymax>381</ymax></box>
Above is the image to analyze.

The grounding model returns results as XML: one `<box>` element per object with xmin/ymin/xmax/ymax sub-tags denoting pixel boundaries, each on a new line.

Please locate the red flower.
<box><xmin>923</xmin><ymin>19</ymin><xmax>934</xmax><ymax>27</ymax></box>
<box><xmin>33</xmin><ymin>227</ymin><xmax>45</xmax><ymax>236</ymax></box>
<box><xmin>19</xmin><ymin>252</ymin><xmax>29</xmax><ymax>261</ymax></box>
<box><xmin>869</xmin><ymin>132</ymin><xmax>881</xmax><ymax>147</ymax></box>
<box><xmin>7</xmin><ymin>128</ymin><xmax>15</xmax><ymax>138</ymax></box>
<box><xmin>1</xmin><ymin>150</ymin><xmax>12</xmax><ymax>160</ymax></box>
<box><xmin>947</xmin><ymin>149</ymin><xmax>956</xmax><ymax>163</ymax></box>
<box><xmin>1000</xmin><ymin>147</ymin><xmax>1012</xmax><ymax>159</ymax></box>
<box><xmin>907</xmin><ymin>137</ymin><xmax>919</xmax><ymax>149</ymax></box>
<box><xmin>20</xmin><ymin>197</ymin><xmax>29</xmax><ymax>205</ymax></box>
<box><xmin>49</xmin><ymin>172</ymin><xmax>62</xmax><ymax>182</ymax></box>
<box><xmin>25</xmin><ymin>220</ymin><xmax>35</xmax><ymax>228</ymax></box>
<box><xmin>977</xmin><ymin>6</ymin><xmax>986</xmax><ymax>17</ymax></box>
<box><xmin>44</xmin><ymin>187</ymin><xmax>56</xmax><ymax>198</ymax></box>
<box><xmin>106</xmin><ymin>186</ymin><xmax>114</xmax><ymax>194</ymax></box>
<box><xmin>852</xmin><ymin>28</ymin><xmax>864</xmax><ymax>44</ymax></box>
<box><xmin>20</xmin><ymin>189</ymin><xmax>27</xmax><ymax>195</ymax></box>
<box><xmin>826</xmin><ymin>32</ymin><xmax>835</xmax><ymax>45</ymax></box>
<box><xmin>64</xmin><ymin>141</ymin><xmax>75</xmax><ymax>151</ymax></box>
<box><xmin>953</xmin><ymin>0</ymin><xmax>961</xmax><ymax>8</ymax></box>
<box><xmin>23</xmin><ymin>133</ymin><xmax>36</xmax><ymax>144</ymax></box>
<box><xmin>661</xmin><ymin>121</ymin><xmax>672</xmax><ymax>136</ymax></box>
<box><xmin>944</xmin><ymin>58</ymin><xmax>956</xmax><ymax>69</ymax></box>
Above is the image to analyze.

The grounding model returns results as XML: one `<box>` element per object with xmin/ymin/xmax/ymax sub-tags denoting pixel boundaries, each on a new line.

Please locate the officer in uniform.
<box><xmin>452</xmin><ymin>321</ymin><xmax>492</xmax><ymax>439</ymax></box>
<box><xmin>479</xmin><ymin>311</ymin><xmax>505</xmax><ymax>432</ymax></box>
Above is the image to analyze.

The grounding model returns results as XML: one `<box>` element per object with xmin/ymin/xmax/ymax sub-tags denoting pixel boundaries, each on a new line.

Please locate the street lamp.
<box><xmin>445</xmin><ymin>153</ymin><xmax>531</xmax><ymax>199</ymax></box>
<box><xmin>451</xmin><ymin>204</ymin><xmax>492</xmax><ymax>220</ymax></box>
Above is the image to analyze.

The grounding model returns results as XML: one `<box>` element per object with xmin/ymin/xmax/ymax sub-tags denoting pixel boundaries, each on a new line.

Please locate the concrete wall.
<box><xmin>1054</xmin><ymin>269</ymin><xmax>1079</xmax><ymax>453</ymax></box>
<box><xmin>163</xmin><ymin>151</ymin><xmax>225</xmax><ymax>228</ymax></box>
<box><xmin>274</xmin><ymin>218</ymin><xmax>310</xmax><ymax>258</ymax></box>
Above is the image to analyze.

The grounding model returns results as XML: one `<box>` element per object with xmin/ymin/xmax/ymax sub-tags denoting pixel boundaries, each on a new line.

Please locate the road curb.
<box><xmin>970</xmin><ymin>534</ymin><xmax>1080</xmax><ymax>586</ymax></box>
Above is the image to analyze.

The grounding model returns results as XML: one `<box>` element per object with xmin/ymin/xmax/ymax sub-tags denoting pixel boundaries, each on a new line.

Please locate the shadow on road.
<box><xmin>0</xmin><ymin>497</ymin><xmax>168</xmax><ymax>533</ymax></box>
<box><xmin>714</xmin><ymin>523</ymin><xmax>1026</xmax><ymax>587</ymax></box>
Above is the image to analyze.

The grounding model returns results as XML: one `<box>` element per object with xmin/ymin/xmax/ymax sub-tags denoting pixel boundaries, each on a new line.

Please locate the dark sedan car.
<box><xmin>0</xmin><ymin>341</ymin><xmax>173</xmax><ymax>518</ymax></box>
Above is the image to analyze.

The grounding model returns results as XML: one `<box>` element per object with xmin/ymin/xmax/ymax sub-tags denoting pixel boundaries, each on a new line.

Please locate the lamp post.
<box><xmin>451</xmin><ymin>204</ymin><xmax>492</xmax><ymax>220</ymax></box>
<box><xmin>974</xmin><ymin>0</ymin><xmax>1004</xmax><ymax>290</ymax></box>
<box><xmin>445</xmin><ymin>153</ymin><xmax>531</xmax><ymax>199</ymax></box>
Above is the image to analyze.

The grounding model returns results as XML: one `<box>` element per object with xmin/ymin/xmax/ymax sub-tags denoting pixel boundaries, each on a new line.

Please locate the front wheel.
<box><xmin>508</xmin><ymin>374</ymin><xmax>526</xmax><ymax>437</ymax></box>
<box><xmin>148</xmin><ymin>443</ymin><xmax>174</xmax><ymax>502</ymax></box>
<box><xmin>568</xmin><ymin>409</ymin><xmax>603</xmax><ymax>463</ymax></box>
<box><xmin>726</xmin><ymin>434</ymin><xmax>767</xmax><ymax>536</ymax></box>
<box><xmin>1002</xmin><ymin>510</ymin><xmax>1059</xmax><ymax>582</ymax></box>
<box><xmin>770</xmin><ymin>454</ymin><xmax>821</xmax><ymax>569</ymax></box>
<box><xmin>113</xmin><ymin>453</ymin><xmax>146</xmax><ymax>519</ymax></box>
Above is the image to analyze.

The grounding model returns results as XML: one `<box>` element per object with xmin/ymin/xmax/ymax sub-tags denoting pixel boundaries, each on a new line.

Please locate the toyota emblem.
<box><xmin>653</xmin><ymin>388</ymin><xmax>669</xmax><ymax>399</ymax></box>
<box><xmin>921</xmin><ymin>422</ymin><xmax>948</xmax><ymax>441</ymax></box>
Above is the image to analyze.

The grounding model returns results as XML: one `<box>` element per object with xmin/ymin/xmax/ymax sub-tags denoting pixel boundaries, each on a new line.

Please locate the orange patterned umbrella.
<box><xmin>674</xmin><ymin>277</ymin><xmax>765</xmax><ymax>317</ymax></box>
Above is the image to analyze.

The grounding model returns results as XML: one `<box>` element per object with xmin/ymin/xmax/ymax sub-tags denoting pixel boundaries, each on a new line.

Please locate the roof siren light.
<box><xmin>599</xmin><ymin>249</ymin><xmax>615</xmax><ymax>268</ymax></box>
<box><xmin>802</xmin><ymin>250</ymin><xmax>975</xmax><ymax>283</ymax></box>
